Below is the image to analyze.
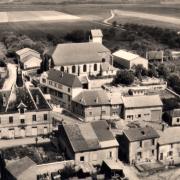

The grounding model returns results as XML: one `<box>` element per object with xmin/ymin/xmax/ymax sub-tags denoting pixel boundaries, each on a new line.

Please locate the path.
<box><xmin>103</xmin><ymin>10</ymin><xmax>115</xmax><ymax>25</ymax></box>
<box><xmin>2</xmin><ymin>63</ymin><xmax>16</xmax><ymax>90</ymax></box>
<box><xmin>0</xmin><ymin>137</ymin><xmax>50</xmax><ymax>149</ymax></box>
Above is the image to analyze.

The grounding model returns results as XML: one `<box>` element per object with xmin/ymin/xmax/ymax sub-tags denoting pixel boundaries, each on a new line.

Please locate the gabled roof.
<box><xmin>6</xmin><ymin>156</ymin><xmax>36</xmax><ymax>178</ymax></box>
<box><xmin>47</xmin><ymin>69</ymin><xmax>82</xmax><ymax>88</ymax></box>
<box><xmin>16</xmin><ymin>48</ymin><xmax>39</xmax><ymax>57</ymax></box>
<box><xmin>50</xmin><ymin>42</ymin><xmax>110</xmax><ymax>66</ymax></box>
<box><xmin>122</xmin><ymin>95</ymin><xmax>163</xmax><ymax>108</ymax></box>
<box><xmin>158</xmin><ymin>127</ymin><xmax>180</xmax><ymax>145</ymax></box>
<box><xmin>113</xmin><ymin>50</ymin><xmax>139</xmax><ymax>61</ymax></box>
<box><xmin>106</xmin><ymin>92</ymin><xmax>123</xmax><ymax>105</ymax></box>
<box><xmin>61</xmin><ymin>120</ymin><xmax>118</xmax><ymax>153</ymax></box>
<box><xmin>72</xmin><ymin>90</ymin><xmax>110</xmax><ymax>106</ymax></box>
<box><xmin>91</xmin><ymin>29</ymin><xmax>103</xmax><ymax>37</ymax></box>
<box><xmin>21</xmin><ymin>54</ymin><xmax>42</xmax><ymax>63</ymax></box>
<box><xmin>123</xmin><ymin>126</ymin><xmax>159</xmax><ymax>142</ymax></box>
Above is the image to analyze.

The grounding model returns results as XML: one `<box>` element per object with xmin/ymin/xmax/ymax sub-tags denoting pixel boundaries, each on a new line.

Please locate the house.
<box><xmin>158</xmin><ymin>127</ymin><xmax>180</xmax><ymax>165</ymax></box>
<box><xmin>5</xmin><ymin>156</ymin><xmax>36</xmax><ymax>180</ymax></box>
<box><xmin>170</xmin><ymin>50</ymin><xmax>180</xmax><ymax>60</ymax></box>
<box><xmin>146</xmin><ymin>50</ymin><xmax>164</xmax><ymax>63</ymax></box>
<box><xmin>169</xmin><ymin>109</ymin><xmax>180</xmax><ymax>126</ymax></box>
<box><xmin>47</xmin><ymin>40</ymin><xmax>112</xmax><ymax>77</ymax></box>
<box><xmin>0</xmin><ymin>68</ymin><xmax>52</xmax><ymax>139</ymax></box>
<box><xmin>90</xmin><ymin>29</ymin><xmax>103</xmax><ymax>44</ymax></box>
<box><xmin>72</xmin><ymin>90</ymin><xmax>123</xmax><ymax>121</ymax></box>
<box><xmin>122</xmin><ymin>95</ymin><xmax>163</xmax><ymax>122</ymax></box>
<box><xmin>16</xmin><ymin>48</ymin><xmax>42</xmax><ymax>70</ymax></box>
<box><xmin>40</xmin><ymin>69</ymin><xmax>83</xmax><ymax>110</ymax></box>
<box><xmin>57</xmin><ymin>120</ymin><xmax>119</xmax><ymax>165</ymax></box>
<box><xmin>120</xmin><ymin>127</ymin><xmax>159</xmax><ymax>164</ymax></box>
<box><xmin>113</xmin><ymin>50</ymin><xmax>148</xmax><ymax>70</ymax></box>
<box><xmin>72</xmin><ymin>90</ymin><xmax>111</xmax><ymax>121</ymax></box>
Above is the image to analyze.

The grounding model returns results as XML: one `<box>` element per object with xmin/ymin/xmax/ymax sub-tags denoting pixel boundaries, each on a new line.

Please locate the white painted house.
<box><xmin>16</xmin><ymin>48</ymin><xmax>42</xmax><ymax>70</ymax></box>
<box><xmin>113</xmin><ymin>50</ymin><xmax>148</xmax><ymax>70</ymax></box>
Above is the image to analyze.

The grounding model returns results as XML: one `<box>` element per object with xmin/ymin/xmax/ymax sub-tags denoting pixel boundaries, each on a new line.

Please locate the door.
<box><xmin>20</xmin><ymin>128</ymin><xmax>26</xmax><ymax>138</ymax></box>
<box><xmin>9</xmin><ymin>129</ymin><xmax>15</xmax><ymax>139</ymax></box>
<box><xmin>32</xmin><ymin>127</ymin><xmax>38</xmax><ymax>136</ymax></box>
<box><xmin>44</xmin><ymin>127</ymin><xmax>48</xmax><ymax>135</ymax></box>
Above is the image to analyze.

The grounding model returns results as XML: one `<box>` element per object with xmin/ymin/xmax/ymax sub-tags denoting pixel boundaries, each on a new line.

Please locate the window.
<box><xmin>72</xmin><ymin>65</ymin><xmax>76</xmax><ymax>73</ymax></box>
<box><xmin>21</xmin><ymin>119</ymin><xmax>25</xmax><ymax>124</ymax></box>
<box><xmin>138</xmin><ymin>114</ymin><xmax>141</xmax><ymax>118</ymax></box>
<box><xmin>58</xmin><ymin>84</ymin><xmax>63</xmax><ymax>89</ymax></box>
<box><xmin>58</xmin><ymin>92</ymin><xmax>63</xmax><ymax>98</ymax></box>
<box><xmin>89</xmin><ymin>112</ymin><xmax>92</xmax><ymax>116</ymax></box>
<box><xmin>177</xmin><ymin>118</ymin><xmax>180</xmax><ymax>122</ymax></box>
<box><xmin>80</xmin><ymin>156</ymin><xmax>84</xmax><ymax>161</ymax></box>
<box><xmin>49</xmin><ymin>81</ymin><xmax>52</xmax><ymax>85</ymax></box>
<box><xmin>152</xmin><ymin>150</ymin><xmax>155</xmax><ymax>156</ymax></box>
<box><xmin>101</xmin><ymin>111</ymin><xmax>106</xmax><ymax>115</ymax></box>
<box><xmin>61</xmin><ymin>66</ymin><xmax>64</xmax><ymax>72</ymax></box>
<box><xmin>102</xmin><ymin>58</ymin><xmax>105</xmax><ymax>62</ymax></box>
<box><xmin>140</xmin><ymin>141</ymin><xmax>142</xmax><ymax>147</ymax></box>
<box><xmin>68</xmin><ymin>96</ymin><xmax>71</xmax><ymax>102</ymax></box>
<box><xmin>160</xmin><ymin>153</ymin><xmax>163</xmax><ymax>160</ymax></box>
<box><xmin>44</xmin><ymin>114</ymin><xmax>48</xmax><ymax>121</ymax></box>
<box><xmin>9</xmin><ymin>116</ymin><xmax>13</xmax><ymax>124</ymax></box>
<box><xmin>169</xmin><ymin>151</ymin><xmax>173</xmax><ymax>156</ymax></box>
<box><xmin>83</xmin><ymin>64</ymin><xmax>87</xmax><ymax>72</ymax></box>
<box><xmin>68</xmin><ymin>88</ymin><xmax>71</xmax><ymax>93</ymax></box>
<box><xmin>0</xmin><ymin>118</ymin><xmax>1</xmax><ymax>124</ymax></box>
<box><xmin>171</xmin><ymin>144</ymin><xmax>173</xmax><ymax>148</ymax></box>
<box><xmin>152</xmin><ymin>139</ymin><xmax>155</xmax><ymax>145</ymax></box>
<box><xmin>94</xmin><ymin>64</ymin><xmax>97</xmax><ymax>71</ymax></box>
<box><xmin>137</xmin><ymin>152</ymin><xmax>142</xmax><ymax>158</ymax></box>
<box><xmin>42</xmin><ymin>78</ymin><xmax>46</xmax><ymax>83</ymax></box>
<box><xmin>32</xmin><ymin>115</ymin><xmax>36</xmax><ymax>121</ymax></box>
<box><xmin>20</xmin><ymin>108</ymin><xmax>24</xmax><ymax>114</ymax></box>
<box><xmin>109</xmin><ymin>151</ymin><xmax>112</xmax><ymax>158</ymax></box>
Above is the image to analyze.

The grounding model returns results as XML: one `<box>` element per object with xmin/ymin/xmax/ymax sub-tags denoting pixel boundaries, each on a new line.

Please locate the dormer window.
<box><xmin>17</xmin><ymin>101</ymin><xmax>27</xmax><ymax>114</ymax></box>
<box><xmin>20</xmin><ymin>108</ymin><xmax>24</xmax><ymax>114</ymax></box>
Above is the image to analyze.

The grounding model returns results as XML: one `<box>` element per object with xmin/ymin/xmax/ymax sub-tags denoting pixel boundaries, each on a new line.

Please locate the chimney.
<box><xmin>35</xmin><ymin>95</ymin><xmax>39</xmax><ymax>105</ymax></box>
<box><xmin>2</xmin><ymin>94</ymin><xmax>6</xmax><ymax>107</ymax></box>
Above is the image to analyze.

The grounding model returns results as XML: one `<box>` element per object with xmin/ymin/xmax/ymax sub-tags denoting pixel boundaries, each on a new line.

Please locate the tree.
<box><xmin>61</xmin><ymin>164</ymin><xmax>76</xmax><ymax>179</ymax></box>
<box><xmin>148</xmin><ymin>65</ymin><xmax>158</xmax><ymax>77</ymax></box>
<box><xmin>0</xmin><ymin>151</ymin><xmax>6</xmax><ymax>180</ymax></box>
<box><xmin>134</xmin><ymin>64</ymin><xmax>148</xmax><ymax>79</ymax></box>
<box><xmin>113</xmin><ymin>70</ymin><xmax>135</xmax><ymax>85</ymax></box>
<box><xmin>112</xmin><ymin>21</ymin><xmax>117</xmax><ymax>27</ymax></box>
<box><xmin>157</xmin><ymin>64</ymin><xmax>170</xmax><ymax>79</ymax></box>
<box><xmin>162</xmin><ymin>98</ymin><xmax>179</xmax><ymax>111</ymax></box>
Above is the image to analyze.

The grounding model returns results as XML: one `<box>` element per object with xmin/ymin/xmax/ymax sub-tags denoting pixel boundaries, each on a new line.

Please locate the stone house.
<box><xmin>40</xmin><ymin>69</ymin><xmax>83</xmax><ymax>110</ymax></box>
<box><xmin>169</xmin><ymin>109</ymin><xmax>180</xmax><ymax>126</ymax></box>
<box><xmin>158</xmin><ymin>127</ymin><xmax>180</xmax><ymax>165</ymax></box>
<box><xmin>122</xmin><ymin>95</ymin><xmax>163</xmax><ymax>122</ymax></box>
<box><xmin>0</xmin><ymin>69</ymin><xmax>52</xmax><ymax>139</ymax></box>
<box><xmin>57</xmin><ymin>120</ymin><xmax>119</xmax><ymax>165</ymax></box>
<box><xmin>146</xmin><ymin>50</ymin><xmax>164</xmax><ymax>63</ymax></box>
<box><xmin>119</xmin><ymin>127</ymin><xmax>159</xmax><ymax>164</ymax></box>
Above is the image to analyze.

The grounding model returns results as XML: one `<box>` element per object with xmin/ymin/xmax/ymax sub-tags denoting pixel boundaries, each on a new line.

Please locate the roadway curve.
<box><xmin>103</xmin><ymin>10</ymin><xmax>115</xmax><ymax>25</ymax></box>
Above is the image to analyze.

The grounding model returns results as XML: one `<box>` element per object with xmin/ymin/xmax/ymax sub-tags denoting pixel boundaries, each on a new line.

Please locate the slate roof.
<box><xmin>72</xmin><ymin>90</ymin><xmax>110</xmax><ymax>106</ymax></box>
<box><xmin>0</xmin><ymin>86</ymin><xmax>51</xmax><ymax>114</ymax></box>
<box><xmin>158</xmin><ymin>127</ymin><xmax>180</xmax><ymax>145</ymax></box>
<box><xmin>123</xmin><ymin>126</ymin><xmax>159</xmax><ymax>142</ymax></box>
<box><xmin>6</xmin><ymin>156</ymin><xmax>36</xmax><ymax>179</ymax></box>
<box><xmin>62</xmin><ymin>120</ymin><xmax>118</xmax><ymax>153</ymax></box>
<box><xmin>91</xmin><ymin>29</ymin><xmax>103</xmax><ymax>37</ymax></box>
<box><xmin>47</xmin><ymin>69</ymin><xmax>82</xmax><ymax>88</ymax></box>
<box><xmin>171</xmin><ymin>108</ymin><xmax>180</xmax><ymax>117</ymax></box>
<box><xmin>50</xmin><ymin>42</ymin><xmax>110</xmax><ymax>66</ymax></box>
<box><xmin>122</xmin><ymin>95</ymin><xmax>163</xmax><ymax>108</ymax></box>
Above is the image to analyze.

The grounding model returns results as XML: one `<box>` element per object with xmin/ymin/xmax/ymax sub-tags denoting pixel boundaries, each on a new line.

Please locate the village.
<box><xmin>0</xmin><ymin>26</ymin><xmax>180</xmax><ymax>180</ymax></box>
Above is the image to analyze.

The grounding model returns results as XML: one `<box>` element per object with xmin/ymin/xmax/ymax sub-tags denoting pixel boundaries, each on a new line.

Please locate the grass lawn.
<box><xmin>4</xmin><ymin>142</ymin><xmax>65</xmax><ymax>165</ymax></box>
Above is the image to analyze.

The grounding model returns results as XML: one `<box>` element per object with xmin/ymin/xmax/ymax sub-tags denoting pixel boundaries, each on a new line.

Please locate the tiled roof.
<box><xmin>47</xmin><ymin>69</ymin><xmax>82</xmax><ymax>88</ymax></box>
<box><xmin>122</xmin><ymin>95</ymin><xmax>163</xmax><ymax>108</ymax></box>
<box><xmin>6</xmin><ymin>156</ymin><xmax>36</xmax><ymax>178</ymax></box>
<box><xmin>91</xmin><ymin>29</ymin><xmax>103</xmax><ymax>37</ymax></box>
<box><xmin>123</xmin><ymin>126</ymin><xmax>159</xmax><ymax>142</ymax></box>
<box><xmin>72</xmin><ymin>90</ymin><xmax>110</xmax><ymax>106</ymax></box>
<box><xmin>158</xmin><ymin>127</ymin><xmax>180</xmax><ymax>145</ymax></box>
<box><xmin>50</xmin><ymin>42</ymin><xmax>110</xmax><ymax>66</ymax></box>
<box><xmin>62</xmin><ymin>120</ymin><xmax>118</xmax><ymax>153</ymax></box>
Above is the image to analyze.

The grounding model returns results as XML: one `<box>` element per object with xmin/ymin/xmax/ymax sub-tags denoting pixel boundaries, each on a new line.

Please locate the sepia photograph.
<box><xmin>0</xmin><ymin>0</ymin><xmax>180</xmax><ymax>179</ymax></box>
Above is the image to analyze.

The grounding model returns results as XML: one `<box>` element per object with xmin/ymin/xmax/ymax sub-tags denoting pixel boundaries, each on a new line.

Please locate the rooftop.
<box><xmin>6</xmin><ymin>156</ymin><xmax>36</xmax><ymax>178</ymax></box>
<box><xmin>171</xmin><ymin>108</ymin><xmax>180</xmax><ymax>117</ymax></box>
<box><xmin>47</xmin><ymin>69</ymin><xmax>82</xmax><ymax>88</ymax></box>
<box><xmin>147</xmin><ymin>50</ymin><xmax>164</xmax><ymax>60</ymax></box>
<box><xmin>158</xmin><ymin>127</ymin><xmax>180</xmax><ymax>145</ymax></box>
<box><xmin>61</xmin><ymin>120</ymin><xmax>118</xmax><ymax>153</ymax></box>
<box><xmin>123</xmin><ymin>126</ymin><xmax>159</xmax><ymax>142</ymax></box>
<box><xmin>72</xmin><ymin>90</ymin><xmax>110</xmax><ymax>106</ymax></box>
<box><xmin>113</xmin><ymin>50</ymin><xmax>139</xmax><ymax>61</ymax></box>
<box><xmin>122</xmin><ymin>95</ymin><xmax>163</xmax><ymax>108</ymax></box>
<box><xmin>91</xmin><ymin>29</ymin><xmax>103</xmax><ymax>37</ymax></box>
<box><xmin>50</xmin><ymin>42</ymin><xmax>110</xmax><ymax>66</ymax></box>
